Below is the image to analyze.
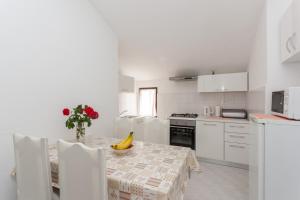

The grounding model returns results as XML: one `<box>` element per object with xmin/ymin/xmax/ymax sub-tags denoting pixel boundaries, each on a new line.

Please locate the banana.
<box><xmin>118</xmin><ymin>132</ymin><xmax>133</xmax><ymax>145</ymax></box>
<box><xmin>116</xmin><ymin>135</ymin><xmax>133</xmax><ymax>150</ymax></box>
<box><xmin>111</xmin><ymin>133</ymin><xmax>133</xmax><ymax>150</ymax></box>
<box><xmin>111</xmin><ymin>132</ymin><xmax>134</xmax><ymax>150</ymax></box>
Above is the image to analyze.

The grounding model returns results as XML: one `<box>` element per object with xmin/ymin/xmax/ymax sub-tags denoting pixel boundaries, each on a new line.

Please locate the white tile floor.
<box><xmin>184</xmin><ymin>161</ymin><xmax>249</xmax><ymax>200</ymax></box>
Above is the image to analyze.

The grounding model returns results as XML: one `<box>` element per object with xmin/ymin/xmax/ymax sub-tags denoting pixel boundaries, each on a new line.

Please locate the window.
<box><xmin>138</xmin><ymin>87</ymin><xmax>157</xmax><ymax>117</ymax></box>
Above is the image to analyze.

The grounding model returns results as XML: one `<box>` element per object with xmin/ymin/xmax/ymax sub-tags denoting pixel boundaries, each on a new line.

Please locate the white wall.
<box><xmin>265</xmin><ymin>0</ymin><xmax>300</xmax><ymax>112</ymax></box>
<box><xmin>248</xmin><ymin>8</ymin><xmax>267</xmax><ymax>92</ymax></box>
<box><xmin>135</xmin><ymin>78</ymin><xmax>247</xmax><ymax>119</ymax></box>
<box><xmin>0</xmin><ymin>0</ymin><xmax>118</xmax><ymax>199</ymax></box>
<box><xmin>119</xmin><ymin>92</ymin><xmax>137</xmax><ymax>115</ymax></box>
<box><xmin>247</xmin><ymin>7</ymin><xmax>268</xmax><ymax>113</ymax></box>
<box><xmin>246</xmin><ymin>87</ymin><xmax>266</xmax><ymax>113</ymax></box>
<box><xmin>247</xmin><ymin>0</ymin><xmax>300</xmax><ymax>113</ymax></box>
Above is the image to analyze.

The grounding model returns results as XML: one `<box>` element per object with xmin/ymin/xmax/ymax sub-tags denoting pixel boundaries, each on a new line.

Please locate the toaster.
<box><xmin>221</xmin><ymin>109</ymin><xmax>248</xmax><ymax>119</ymax></box>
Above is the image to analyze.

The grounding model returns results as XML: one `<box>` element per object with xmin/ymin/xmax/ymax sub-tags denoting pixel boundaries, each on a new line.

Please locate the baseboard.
<box><xmin>198</xmin><ymin>157</ymin><xmax>249</xmax><ymax>170</ymax></box>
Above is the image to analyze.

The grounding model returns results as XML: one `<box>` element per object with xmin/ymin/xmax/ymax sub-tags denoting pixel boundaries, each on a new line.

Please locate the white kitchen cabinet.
<box><xmin>224</xmin><ymin>122</ymin><xmax>249</xmax><ymax>165</ymax></box>
<box><xmin>196</xmin><ymin>121</ymin><xmax>224</xmax><ymax>160</ymax></box>
<box><xmin>119</xmin><ymin>74</ymin><xmax>135</xmax><ymax>93</ymax></box>
<box><xmin>218</xmin><ymin>73</ymin><xmax>248</xmax><ymax>92</ymax></box>
<box><xmin>280</xmin><ymin>0</ymin><xmax>300</xmax><ymax>63</ymax></box>
<box><xmin>197</xmin><ymin>75</ymin><xmax>221</xmax><ymax>92</ymax></box>
<box><xmin>225</xmin><ymin>123</ymin><xmax>249</xmax><ymax>134</ymax></box>
<box><xmin>281</xmin><ymin>5</ymin><xmax>294</xmax><ymax>62</ymax></box>
<box><xmin>195</xmin><ymin>118</ymin><xmax>249</xmax><ymax>165</ymax></box>
<box><xmin>225</xmin><ymin>132</ymin><xmax>249</xmax><ymax>144</ymax></box>
<box><xmin>197</xmin><ymin>72</ymin><xmax>248</xmax><ymax>92</ymax></box>
<box><xmin>225</xmin><ymin>142</ymin><xmax>249</xmax><ymax>165</ymax></box>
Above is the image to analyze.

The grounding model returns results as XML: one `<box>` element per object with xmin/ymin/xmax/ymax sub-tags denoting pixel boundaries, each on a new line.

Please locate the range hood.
<box><xmin>169</xmin><ymin>76</ymin><xmax>198</xmax><ymax>81</ymax></box>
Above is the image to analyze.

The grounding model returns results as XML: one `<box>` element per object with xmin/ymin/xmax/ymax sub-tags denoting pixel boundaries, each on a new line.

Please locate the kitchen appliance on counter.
<box><xmin>221</xmin><ymin>109</ymin><xmax>247</xmax><ymax>119</ymax></box>
<box><xmin>169</xmin><ymin>113</ymin><xmax>197</xmax><ymax>150</ymax></box>
<box><xmin>215</xmin><ymin>106</ymin><xmax>221</xmax><ymax>117</ymax></box>
<box><xmin>203</xmin><ymin>106</ymin><xmax>211</xmax><ymax>116</ymax></box>
<box><xmin>203</xmin><ymin>106</ymin><xmax>222</xmax><ymax>117</ymax></box>
<box><xmin>271</xmin><ymin>87</ymin><xmax>300</xmax><ymax>120</ymax></box>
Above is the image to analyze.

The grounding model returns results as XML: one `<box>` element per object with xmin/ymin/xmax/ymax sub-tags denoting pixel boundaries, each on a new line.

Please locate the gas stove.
<box><xmin>170</xmin><ymin>113</ymin><xmax>198</xmax><ymax>118</ymax></box>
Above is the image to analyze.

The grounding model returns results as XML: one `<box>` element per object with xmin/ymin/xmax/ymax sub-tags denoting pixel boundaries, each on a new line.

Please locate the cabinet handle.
<box><xmin>170</xmin><ymin>126</ymin><xmax>195</xmax><ymax>130</ymax></box>
<box><xmin>203</xmin><ymin>123</ymin><xmax>217</xmax><ymax>126</ymax></box>
<box><xmin>291</xmin><ymin>33</ymin><xmax>297</xmax><ymax>50</ymax></box>
<box><xmin>229</xmin><ymin>144</ymin><xmax>245</xmax><ymax>149</ymax></box>
<box><xmin>229</xmin><ymin>125</ymin><xmax>245</xmax><ymax>128</ymax></box>
<box><xmin>229</xmin><ymin>135</ymin><xmax>245</xmax><ymax>139</ymax></box>
<box><xmin>286</xmin><ymin>37</ymin><xmax>292</xmax><ymax>53</ymax></box>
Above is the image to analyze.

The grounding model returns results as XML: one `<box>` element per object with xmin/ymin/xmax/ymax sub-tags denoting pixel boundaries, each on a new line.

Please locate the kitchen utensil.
<box><xmin>215</xmin><ymin>106</ymin><xmax>221</xmax><ymax>117</ymax></box>
<box><xmin>203</xmin><ymin>106</ymin><xmax>210</xmax><ymax>116</ymax></box>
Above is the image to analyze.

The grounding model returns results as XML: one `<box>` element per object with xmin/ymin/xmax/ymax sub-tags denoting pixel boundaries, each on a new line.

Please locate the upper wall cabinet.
<box><xmin>119</xmin><ymin>74</ymin><xmax>135</xmax><ymax>93</ymax></box>
<box><xmin>197</xmin><ymin>72</ymin><xmax>248</xmax><ymax>93</ymax></box>
<box><xmin>280</xmin><ymin>0</ymin><xmax>300</xmax><ymax>63</ymax></box>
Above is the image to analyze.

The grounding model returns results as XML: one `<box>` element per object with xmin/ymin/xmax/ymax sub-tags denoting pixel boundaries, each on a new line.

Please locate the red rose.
<box><xmin>62</xmin><ymin>108</ymin><xmax>70</xmax><ymax>116</ymax></box>
<box><xmin>84</xmin><ymin>106</ymin><xmax>94</xmax><ymax>117</ymax></box>
<box><xmin>91</xmin><ymin>111</ymin><xmax>99</xmax><ymax>119</ymax></box>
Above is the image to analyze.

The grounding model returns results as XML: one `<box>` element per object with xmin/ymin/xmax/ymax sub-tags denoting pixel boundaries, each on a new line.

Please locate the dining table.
<box><xmin>14</xmin><ymin>135</ymin><xmax>200</xmax><ymax>200</ymax></box>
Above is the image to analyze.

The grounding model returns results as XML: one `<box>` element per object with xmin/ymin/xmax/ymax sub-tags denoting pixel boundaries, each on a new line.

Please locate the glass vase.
<box><xmin>76</xmin><ymin>123</ymin><xmax>86</xmax><ymax>143</ymax></box>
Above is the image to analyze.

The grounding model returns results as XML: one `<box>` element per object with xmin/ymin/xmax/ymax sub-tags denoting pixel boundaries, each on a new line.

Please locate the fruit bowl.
<box><xmin>111</xmin><ymin>144</ymin><xmax>134</xmax><ymax>155</ymax></box>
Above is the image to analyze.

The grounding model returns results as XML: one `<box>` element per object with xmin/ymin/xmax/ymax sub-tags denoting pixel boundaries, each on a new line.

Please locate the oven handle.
<box><xmin>170</xmin><ymin>125</ymin><xmax>195</xmax><ymax>130</ymax></box>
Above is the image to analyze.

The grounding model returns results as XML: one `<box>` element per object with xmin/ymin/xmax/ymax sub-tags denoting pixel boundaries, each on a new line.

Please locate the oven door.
<box><xmin>170</xmin><ymin>125</ymin><xmax>195</xmax><ymax>150</ymax></box>
<box><xmin>272</xmin><ymin>91</ymin><xmax>284</xmax><ymax>114</ymax></box>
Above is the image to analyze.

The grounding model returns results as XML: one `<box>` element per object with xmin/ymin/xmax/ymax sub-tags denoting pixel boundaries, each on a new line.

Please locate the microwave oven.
<box><xmin>271</xmin><ymin>87</ymin><xmax>300</xmax><ymax>120</ymax></box>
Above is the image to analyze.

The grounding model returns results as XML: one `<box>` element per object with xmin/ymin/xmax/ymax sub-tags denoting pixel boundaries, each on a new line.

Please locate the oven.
<box><xmin>170</xmin><ymin>119</ymin><xmax>196</xmax><ymax>150</ymax></box>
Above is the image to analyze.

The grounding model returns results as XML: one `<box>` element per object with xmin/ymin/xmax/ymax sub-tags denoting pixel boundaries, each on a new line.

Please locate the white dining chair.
<box><xmin>144</xmin><ymin>118</ymin><xmax>169</xmax><ymax>144</ymax></box>
<box><xmin>132</xmin><ymin>117</ymin><xmax>146</xmax><ymax>141</ymax></box>
<box><xmin>57</xmin><ymin>140</ymin><xmax>107</xmax><ymax>200</ymax></box>
<box><xmin>115</xmin><ymin>117</ymin><xmax>133</xmax><ymax>139</ymax></box>
<box><xmin>13</xmin><ymin>134</ymin><xmax>59</xmax><ymax>200</ymax></box>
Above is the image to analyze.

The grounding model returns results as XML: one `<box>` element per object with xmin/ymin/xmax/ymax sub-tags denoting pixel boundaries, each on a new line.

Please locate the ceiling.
<box><xmin>93</xmin><ymin>0</ymin><xmax>265</xmax><ymax>80</ymax></box>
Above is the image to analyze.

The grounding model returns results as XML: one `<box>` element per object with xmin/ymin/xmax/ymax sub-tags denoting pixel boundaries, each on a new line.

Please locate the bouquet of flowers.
<box><xmin>62</xmin><ymin>105</ymin><xmax>99</xmax><ymax>141</ymax></box>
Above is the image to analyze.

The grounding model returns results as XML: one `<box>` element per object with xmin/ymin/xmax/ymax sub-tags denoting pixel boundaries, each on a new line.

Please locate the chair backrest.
<box><xmin>13</xmin><ymin>134</ymin><xmax>53</xmax><ymax>200</ymax></box>
<box><xmin>57</xmin><ymin>140</ymin><xmax>107</xmax><ymax>200</ymax></box>
<box><xmin>144</xmin><ymin>118</ymin><xmax>169</xmax><ymax>144</ymax></box>
<box><xmin>132</xmin><ymin>117</ymin><xmax>146</xmax><ymax>141</ymax></box>
<box><xmin>114</xmin><ymin>117</ymin><xmax>133</xmax><ymax>139</ymax></box>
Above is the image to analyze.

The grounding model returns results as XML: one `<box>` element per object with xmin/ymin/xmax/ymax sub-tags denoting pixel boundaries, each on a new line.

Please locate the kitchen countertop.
<box><xmin>169</xmin><ymin>116</ymin><xmax>249</xmax><ymax>124</ymax></box>
<box><xmin>249</xmin><ymin>113</ymin><xmax>300</xmax><ymax>126</ymax></box>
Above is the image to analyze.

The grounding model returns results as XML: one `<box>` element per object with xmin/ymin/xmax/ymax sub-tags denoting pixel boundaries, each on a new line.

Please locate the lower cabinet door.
<box><xmin>196</xmin><ymin>121</ymin><xmax>224</xmax><ymax>160</ymax></box>
<box><xmin>225</xmin><ymin>142</ymin><xmax>249</xmax><ymax>165</ymax></box>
